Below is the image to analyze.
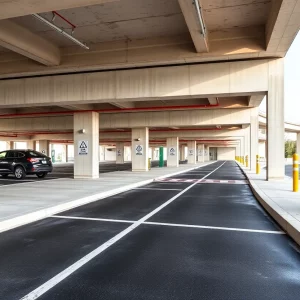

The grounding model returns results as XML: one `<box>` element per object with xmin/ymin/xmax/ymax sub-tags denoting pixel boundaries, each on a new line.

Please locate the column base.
<box><xmin>132</xmin><ymin>169</ymin><xmax>149</xmax><ymax>172</ymax></box>
<box><xmin>74</xmin><ymin>174</ymin><xmax>99</xmax><ymax>179</ymax></box>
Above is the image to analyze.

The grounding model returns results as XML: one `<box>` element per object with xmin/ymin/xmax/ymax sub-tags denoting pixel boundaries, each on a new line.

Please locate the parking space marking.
<box><xmin>20</xmin><ymin>161</ymin><xmax>223</xmax><ymax>300</ymax></box>
<box><xmin>144</xmin><ymin>222</ymin><xmax>285</xmax><ymax>234</ymax></box>
<box><xmin>134</xmin><ymin>188</ymin><xmax>183</xmax><ymax>191</ymax></box>
<box><xmin>0</xmin><ymin>177</ymin><xmax>62</xmax><ymax>187</ymax></box>
<box><xmin>51</xmin><ymin>216</ymin><xmax>284</xmax><ymax>235</ymax></box>
<box><xmin>51</xmin><ymin>215</ymin><xmax>134</xmax><ymax>224</ymax></box>
<box><xmin>155</xmin><ymin>178</ymin><xmax>248</xmax><ymax>184</ymax></box>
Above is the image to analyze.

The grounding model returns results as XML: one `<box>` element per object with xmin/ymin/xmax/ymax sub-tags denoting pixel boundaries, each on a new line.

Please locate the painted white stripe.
<box><xmin>51</xmin><ymin>215</ymin><xmax>134</xmax><ymax>224</ymax></box>
<box><xmin>293</xmin><ymin>160</ymin><xmax>299</xmax><ymax>164</ymax></box>
<box><xmin>293</xmin><ymin>168</ymin><xmax>299</xmax><ymax>171</ymax></box>
<box><xmin>144</xmin><ymin>221</ymin><xmax>285</xmax><ymax>234</ymax></box>
<box><xmin>134</xmin><ymin>188</ymin><xmax>183</xmax><ymax>191</ymax></box>
<box><xmin>20</xmin><ymin>162</ymin><xmax>224</xmax><ymax>300</ymax></box>
<box><xmin>53</xmin><ymin>215</ymin><xmax>285</xmax><ymax>235</ymax></box>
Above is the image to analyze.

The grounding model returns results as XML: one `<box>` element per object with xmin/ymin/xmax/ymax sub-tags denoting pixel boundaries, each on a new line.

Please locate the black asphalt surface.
<box><xmin>1</xmin><ymin>160</ymin><xmax>300</xmax><ymax>300</ymax></box>
<box><xmin>0</xmin><ymin>161</ymin><xmax>165</xmax><ymax>186</ymax></box>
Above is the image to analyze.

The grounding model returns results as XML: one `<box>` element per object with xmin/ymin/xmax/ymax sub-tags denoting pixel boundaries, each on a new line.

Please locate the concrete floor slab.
<box><xmin>0</xmin><ymin>162</ymin><xmax>214</xmax><ymax>233</ymax></box>
<box><xmin>242</xmin><ymin>164</ymin><xmax>300</xmax><ymax>246</ymax></box>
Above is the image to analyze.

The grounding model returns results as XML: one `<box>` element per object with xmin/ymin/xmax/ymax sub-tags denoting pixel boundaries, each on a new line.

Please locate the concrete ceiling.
<box><xmin>0</xmin><ymin>0</ymin><xmax>298</xmax><ymax>78</ymax></box>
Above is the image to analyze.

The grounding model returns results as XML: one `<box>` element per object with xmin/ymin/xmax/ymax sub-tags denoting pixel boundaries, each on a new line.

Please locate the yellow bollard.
<box><xmin>256</xmin><ymin>155</ymin><xmax>260</xmax><ymax>174</ymax></box>
<box><xmin>245</xmin><ymin>155</ymin><xmax>249</xmax><ymax>168</ymax></box>
<box><xmin>293</xmin><ymin>153</ymin><xmax>299</xmax><ymax>192</ymax></box>
<box><xmin>237</xmin><ymin>156</ymin><xmax>240</xmax><ymax>163</ymax></box>
<box><xmin>241</xmin><ymin>156</ymin><xmax>244</xmax><ymax>165</ymax></box>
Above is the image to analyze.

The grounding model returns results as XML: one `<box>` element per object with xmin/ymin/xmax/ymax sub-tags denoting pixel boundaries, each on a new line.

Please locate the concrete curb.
<box><xmin>0</xmin><ymin>162</ymin><xmax>213</xmax><ymax>234</ymax></box>
<box><xmin>238</xmin><ymin>163</ymin><xmax>300</xmax><ymax>246</ymax></box>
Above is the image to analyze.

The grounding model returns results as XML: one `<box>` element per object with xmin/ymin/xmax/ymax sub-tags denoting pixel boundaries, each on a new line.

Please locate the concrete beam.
<box><xmin>248</xmin><ymin>94</ymin><xmax>265</xmax><ymax>107</ymax></box>
<box><xmin>110</xmin><ymin>102</ymin><xmax>135</xmax><ymax>109</ymax></box>
<box><xmin>265</xmin><ymin>0</ymin><xmax>300</xmax><ymax>53</ymax></box>
<box><xmin>178</xmin><ymin>0</ymin><xmax>209</xmax><ymax>53</ymax></box>
<box><xmin>0</xmin><ymin>0</ymin><xmax>118</xmax><ymax>20</ymax></box>
<box><xmin>59</xmin><ymin>104</ymin><xmax>94</xmax><ymax>110</ymax></box>
<box><xmin>0</xmin><ymin>32</ymin><xmax>267</xmax><ymax>79</ymax></box>
<box><xmin>0</xmin><ymin>60</ymin><xmax>270</xmax><ymax>107</ymax></box>
<box><xmin>0</xmin><ymin>20</ymin><xmax>60</xmax><ymax>66</ymax></box>
<box><xmin>207</xmin><ymin>97</ymin><xmax>218</xmax><ymax>105</ymax></box>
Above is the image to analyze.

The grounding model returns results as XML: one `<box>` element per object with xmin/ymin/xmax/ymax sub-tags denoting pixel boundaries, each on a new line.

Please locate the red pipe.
<box><xmin>0</xmin><ymin>101</ymin><xmax>220</xmax><ymax>118</ymax></box>
<box><xmin>52</xmin><ymin>11</ymin><xmax>76</xmax><ymax>29</ymax></box>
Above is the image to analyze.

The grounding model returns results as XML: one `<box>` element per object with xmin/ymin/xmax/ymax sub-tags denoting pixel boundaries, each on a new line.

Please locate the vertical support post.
<box><xmin>204</xmin><ymin>146</ymin><xmax>210</xmax><ymax>162</ymax></box>
<box><xmin>39</xmin><ymin>140</ymin><xmax>50</xmax><ymax>156</ymax></box>
<box><xmin>187</xmin><ymin>141</ymin><xmax>197</xmax><ymax>164</ymax></box>
<box><xmin>8</xmin><ymin>141</ymin><xmax>14</xmax><ymax>150</ymax></box>
<box><xmin>152</xmin><ymin>148</ymin><xmax>156</xmax><ymax>160</ymax></box>
<box><xmin>197</xmin><ymin>144</ymin><xmax>204</xmax><ymax>163</ymax></box>
<box><xmin>159</xmin><ymin>146</ymin><xmax>164</xmax><ymax>167</ymax></box>
<box><xmin>116</xmin><ymin>142</ymin><xmax>125</xmax><ymax>164</ymax></box>
<box><xmin>167</xmin><ymin>137</ymin><xmax>179</xmax><ymax>167</ymax></box>
<box><xmin>267</xmin><ymin>58</ymin><xmax>284</xmax><ymax>180</ymax></box>
<box><xmin>180</xmin><ymin>145</ymin><xmax>186</xmax><ymax>161</ymax></box>
<box><xmin>250</xmin><ymin>108</ymin><xmax>259</xmax><ymax>171</ymax></box>
<box><xmin>293</xmin><ymin>153</ymin><xmax>299</xmax><ymax>192</ymax></box>
<box><xmin>132</xmin><ymin>127</ymin><xmax>149</xmax><ymax>171</ymax></box>
<box><xmin>74</xmin><ymin>112</ymin><xmax>99</xmax><ymax>179</ymax></box>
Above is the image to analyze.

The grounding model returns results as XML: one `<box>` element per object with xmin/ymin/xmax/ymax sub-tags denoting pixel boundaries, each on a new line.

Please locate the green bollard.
<box><xmin>159</xmin><ymin>146</ymin><xmax>164</xmax><ymax>167</ymax></box>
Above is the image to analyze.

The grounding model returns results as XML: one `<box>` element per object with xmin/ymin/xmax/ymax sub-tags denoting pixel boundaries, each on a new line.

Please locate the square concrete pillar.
<box><xmin>131</xmin><ymin>127</ymin><xmax>149</xmax><ymax>171</ymax></box>
<box><xmin>197</xmin><ymin>144</ymin><xmax>204</xmax><ymax>162</ymax></box>
<box><xmin>74</xmin><ymin>112</ymin><xmax>99</xmax><ymax>179</ymax></box>
<box><xmin>167</xmin><ymin>137</ymin><xmax>179</xmax><ymax>167</ymax></box>
<box><xmin>250</xmin><ymin>108</ymin><xmax>259</xmax><ymax>171</ymax></box>
<box><xmin>267</xmin><ymin>59</ymin><xmax>284</xmax><ymax>180</ymax></box>
<box><xmin>151</xmin><ymin>148</ymin><xmax>156</xmax><ymax>160</ymax></box>
<box><xmin>243</xmin><ymin>125</ymin><xmax>250</xmax><ymax>160</ymax></box>
<box><xmin>297</xmin><ymin>133</ymin><xmax>300</xmax><ymax>154</ymax></box>
<box><xmin>204</xmin><ymin>146</ymin><xmax>210</xmax><ymax>162</ymax></box>
<box><xmin>180</xmin><ymin>145</ymin><xmax>186</xmax><ymax>161</ymax></box>
<box><xmin>6</xmin><ymin>141</ymin><xmax>14</xmax><ymax>150</ymax></box>
<box><xmin>187</xmin><ymin>141</ymin><xmax>197</xmax><ymax>164</ymax></box>
<box><xmin>27</xmin><ymin>140</ymin><xmax>36</xmax><ymax>150</ymax></box>
<box><xmin>116</xmin><ymin>142</ymin><xmax>125</xmax><ymax>164</ymax></box>
<box><xmin>39</xmin><ymin>140</ymin><xmax>50</xmax><ymax>156</ymax></box>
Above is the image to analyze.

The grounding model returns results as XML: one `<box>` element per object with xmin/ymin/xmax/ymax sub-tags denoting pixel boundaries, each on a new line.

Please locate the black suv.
<box><xmin>0</xmin><ymin>149</ymin><xmax>53</xmax><ymax>179</ymax></box>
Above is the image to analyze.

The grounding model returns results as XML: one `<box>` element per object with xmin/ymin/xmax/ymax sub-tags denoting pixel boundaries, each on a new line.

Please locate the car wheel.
<box><xmin>14</xmin><ymin>166</ymin><xmax>26</xmax><ymax>180</ymax></box>
<box><xmin>0</xmin><ymin>174</ymin><xmax>9</xmax><ymax>178</ymax></box>
<box><xmin>36</xmin><ymin>172</ymin><xmax>47</xmax><ymax>178</ymax></box>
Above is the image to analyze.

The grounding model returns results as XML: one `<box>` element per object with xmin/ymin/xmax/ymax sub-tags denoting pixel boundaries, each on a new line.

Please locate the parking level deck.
<box><xmin>1</xmin><ymin>161</ymin><xmax>300</xmax><ymax>300</ymax></box>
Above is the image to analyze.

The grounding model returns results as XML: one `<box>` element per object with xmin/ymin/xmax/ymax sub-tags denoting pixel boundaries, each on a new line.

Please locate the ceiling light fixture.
<box><xmin>193</xmin><ymin>0</ymin><xmax>206</xmax><ymax>37</ymax></box>
<box><xmin>32</xmin><ymin>13</ymin><xmax>89</xmax><ymax>50</ymax></box>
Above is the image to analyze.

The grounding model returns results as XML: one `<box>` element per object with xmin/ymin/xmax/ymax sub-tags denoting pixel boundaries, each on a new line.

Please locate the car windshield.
<box><xmin>27</xmin><ymin>150</ymin><xmax>46</xmax><ymax>158</ymax></box>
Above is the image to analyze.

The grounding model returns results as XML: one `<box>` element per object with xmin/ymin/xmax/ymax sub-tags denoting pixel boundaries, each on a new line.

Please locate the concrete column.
<box><xmin>7</xmin><ymin>141</ymin><xmax>14</xmax><ymax>150</ymax></box>
<box><xmin>167</xmin><ymin>137</ymin><xmax>179</xmax><ymax>167</ymax></box>
<box><xmin>74</xmin><ymin>112</ymin><xmax>99</xmax><ymax>179</ymax></box>
<box><xmin>152</xmin><ymin>148</ymin><xmax>156</xmax><ymax>160</ymax></box>
<box><xmin>267</xmin><ymin>59</ymin><xmax>284</xmax><ymax>180</ymax></box>
<box><xmin>187</xmin><ymin>141</ymin><xmax>197</xmax><ymax>164</ymax></box>
<box><xmin>131</xmin><ymin>127</ymin><xmax>149</xmax><ymax>171</ymax></box>
<box><xmin>116</xmin><ymin>142</ymin><xmax>125</xmax><ymax>164</ymax></box>
<box><xmin>197</xmin><ymin>144</ymin><xmax>204</xmax><ymax>163</ymax></box>
<box><xmin>39</xmin><ymin>140</ymin><xmax>50</xmax><ymax>156</ymax></box>
<box><xmin>204</xmin><ymin>146</ymin><xmax>210</xmax><ymax>162</ymax></box>
<box><xmin>27</xmin><ymin>140</ymin><xmax>36</xmax><ymax>150</ymax></box>
<box><xmin>180</xmin><ymin>145</ymin><xmax>185</xmax><ymax>161</ymax></box>
<box><xmin>297</xmin><ymin>133</ymin><xmax>300</xmax><ymax>154</ymax></box>
<box><xmin>244</xmin><ymin>125</ymin><xmax>250</xmax><ymax>160</ymax></box>
<box><xmin>65</xmin><ymin>145</ymin><xmax>69</xmax><ymax>162</ymax></box>
<box><xmin>250</xmin><ymin>108</ymin><xmax>259</xmax><ymax>171</ymax></box>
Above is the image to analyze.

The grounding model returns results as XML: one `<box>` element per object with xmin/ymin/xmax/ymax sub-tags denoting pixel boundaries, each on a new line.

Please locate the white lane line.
<box><xmin>20</xmin><ymin>161</ymin><xmax>224</xmax><ymax>300</ymax></box>
<box><xmin>143</xmin><ymin>221</ymin><xmax>285</xmax><ymax>234</ymax></box>
<box><xmin>52</xmin><ymin>216</ymin><xmax>284</xmax><ymax>235</ymax></box>
<box><xmin>51</xmin><ymin>215</ymin><xmax>134</xmax><ymax>224</ymax></box>
<box><xmin>134</xmin><ymin>188</ymin><xmax>183</xmax><ymax>191</ymax></box>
